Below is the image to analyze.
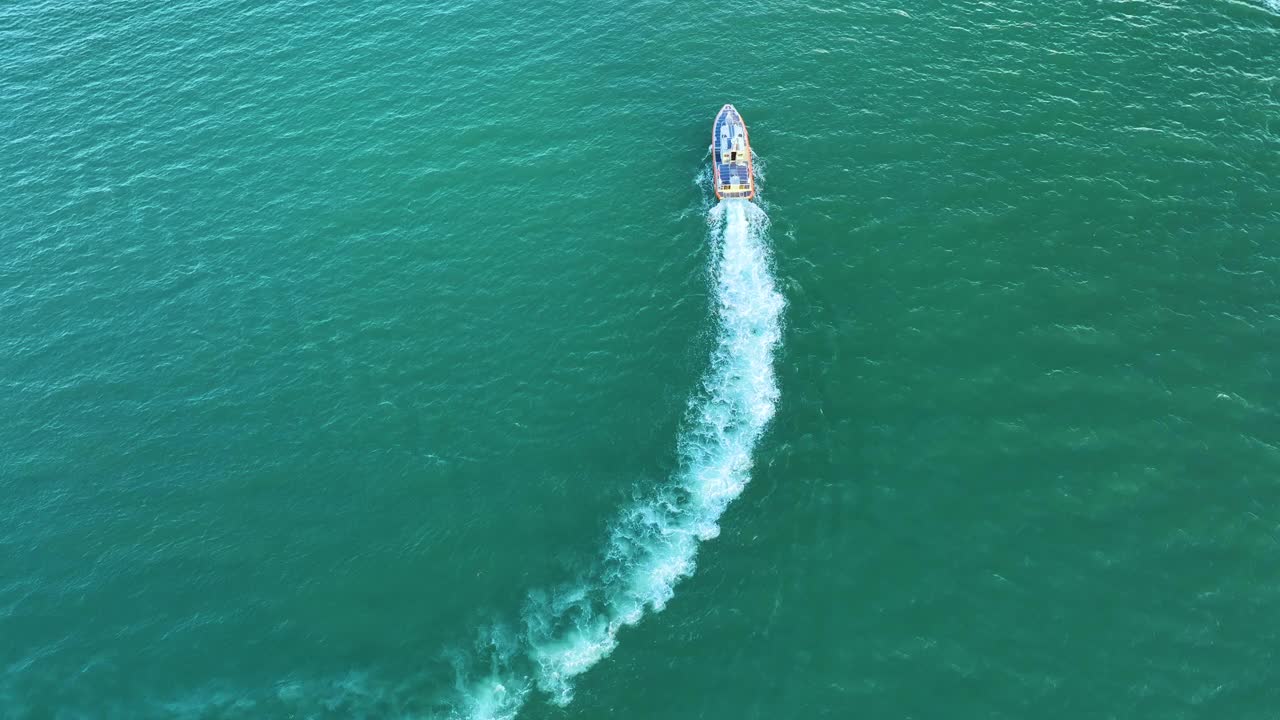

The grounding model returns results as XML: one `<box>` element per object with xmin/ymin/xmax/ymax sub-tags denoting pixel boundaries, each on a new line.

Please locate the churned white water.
<box><xmin>449</xmin><ymin>198</ymin><xmax>783</xmax><ymax>719</ymax></box>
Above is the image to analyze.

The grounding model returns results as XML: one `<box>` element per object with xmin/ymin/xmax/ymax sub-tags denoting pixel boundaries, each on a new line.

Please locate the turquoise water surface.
<box><xmin>4</xmin><ymin>0</ymin><xmax>1279</xmax><ymax>718</ymax></box>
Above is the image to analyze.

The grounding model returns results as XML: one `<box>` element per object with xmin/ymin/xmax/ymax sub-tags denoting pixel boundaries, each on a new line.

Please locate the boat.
<box><xmin>712</xmin><ymin>104</ymin><xmax>755</xmax><ymax>200</ymax></box>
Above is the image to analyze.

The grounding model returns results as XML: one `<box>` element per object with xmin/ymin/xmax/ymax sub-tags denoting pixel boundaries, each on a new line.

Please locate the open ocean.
<box><xmin>4</xmin><ymin>0</ymin><xmax>1279</xmax><ymax>718</ymax></box>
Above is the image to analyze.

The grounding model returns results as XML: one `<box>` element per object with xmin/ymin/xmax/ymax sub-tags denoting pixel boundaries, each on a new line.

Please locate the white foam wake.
<box><xmin>449</xmin><ymin>198</ymin><xmax>783</xmax><ymax>720</ymax></box>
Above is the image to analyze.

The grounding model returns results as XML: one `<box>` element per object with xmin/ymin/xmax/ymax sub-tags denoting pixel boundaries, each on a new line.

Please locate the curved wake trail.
<box><xmin>451</xmin><ymin>198</ymin><xmax>783</xmax><ymax>720</ymax></box>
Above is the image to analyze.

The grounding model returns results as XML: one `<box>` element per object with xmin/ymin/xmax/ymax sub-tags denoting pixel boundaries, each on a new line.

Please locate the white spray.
<box><xmin>449</xmin><ymin>196</ymin><xmax>783</xmax><ymax>720</ymax></box>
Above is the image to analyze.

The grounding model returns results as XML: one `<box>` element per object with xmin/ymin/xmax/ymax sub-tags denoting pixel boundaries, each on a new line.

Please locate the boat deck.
<box><xmin>713</xmin><ymin>105</ymin><xmax>754</xmax><ymax>199</ymax></box>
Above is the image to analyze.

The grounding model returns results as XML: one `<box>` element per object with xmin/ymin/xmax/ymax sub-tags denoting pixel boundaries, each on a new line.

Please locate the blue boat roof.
<box><xmin>712</xmin><ymin>105</ymin><xmax>753</xmax><ymax>198</ymax></box>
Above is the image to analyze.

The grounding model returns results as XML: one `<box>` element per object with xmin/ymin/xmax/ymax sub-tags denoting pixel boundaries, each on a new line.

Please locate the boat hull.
<box><xmin>712</xmin><ymin>104</ymin><xmax>755</xmax><ymax>200</ymax></box>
